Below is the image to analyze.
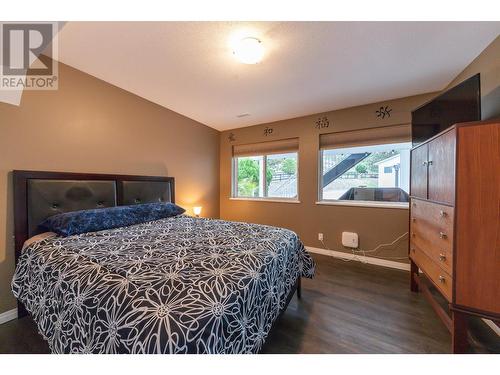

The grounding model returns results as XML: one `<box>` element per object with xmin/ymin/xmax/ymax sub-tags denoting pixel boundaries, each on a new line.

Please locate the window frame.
<box><xmin>317</xmin><ymin>142</ymin><xmax>411</xmax><ymax>209</ymax></box>
<box><xmin>231</xmin><ymin>151</ymin><xmax>300</xmax><ymax>202</ymax></box>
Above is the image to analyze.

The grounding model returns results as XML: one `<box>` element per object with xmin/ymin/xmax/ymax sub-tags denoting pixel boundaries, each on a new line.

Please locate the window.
<box><xmin>232</xmin><ymin>139</ymin><xmax>299</xmax><ymax>200</ymax></box>
<box><xmin>235</xmin><ymin>155</ymin><xmax>264</xmax><ymax>197</ymax></box>
<box><xmin>320</xmin><ymin>142</ymin><xmax>411</xmax><ymax>202</ymax></box>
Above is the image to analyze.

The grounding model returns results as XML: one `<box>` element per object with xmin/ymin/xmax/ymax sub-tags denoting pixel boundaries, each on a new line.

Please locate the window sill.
<box><xmin>230</xmin><ymin>197</ymin><xmax>301</xmax><ymax>204</ymax></box>
<box><xmin>316</xmin><ymin>200</ymin><xmax>409</xmax><ymax>209</ymax></box>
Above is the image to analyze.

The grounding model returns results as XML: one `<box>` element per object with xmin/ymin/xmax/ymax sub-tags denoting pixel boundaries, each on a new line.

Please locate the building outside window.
<box><xmin>319</xmin><ymin>125</ymin><xmax>411</xmax><ymax>205</ymax></box>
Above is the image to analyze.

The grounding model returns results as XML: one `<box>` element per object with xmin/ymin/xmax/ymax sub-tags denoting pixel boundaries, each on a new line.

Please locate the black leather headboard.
<box><xmin>121</xmin><ymin>181</ymin><xmax>172</xmax><ymax>205</ymax></box>
<box><xmin>27</xmin><ymin>180</ymin><xmax>117</xmax><ymax>237</ymax></box>
<box><xmin>13</xmin><ymin>170</ymin><xmax>175</xmax><ymax>261</ymax></box>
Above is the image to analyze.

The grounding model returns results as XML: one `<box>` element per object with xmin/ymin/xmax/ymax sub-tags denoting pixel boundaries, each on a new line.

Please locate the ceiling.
<box><xmin>54</xmin><ymin>22</ymin><xmax>499</xmax><ymax>131</ymax></box>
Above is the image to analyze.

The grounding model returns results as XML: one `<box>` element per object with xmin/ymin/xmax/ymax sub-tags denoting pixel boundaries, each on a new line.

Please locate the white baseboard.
<box><xmin>306</xmin><ymin>246</ymin><xmax>410</xmax><ymax>271</ymax></box>
<box><xmin>0</xmin><ymin>308</ymin><xmax>18</xmax><ymax>325</ymax></box>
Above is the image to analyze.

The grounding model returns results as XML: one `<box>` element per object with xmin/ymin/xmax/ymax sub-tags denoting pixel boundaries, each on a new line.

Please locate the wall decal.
<box><xmin>228</xmin><ymin>133</ymin><xmax>236</xmax><ymax>142</ymax></box>
<box><xmin>264</xmin><ymin>127</ymin><xmax>274</xmax><ymax>136</ymax></box>
<box><xmin>315</xmin><ymin>116</ymin><xmax>330</xmax><ymax>129</ymax></box>
<box><xmin>376</xmin><ymin>106</ymin><xmax>392</xmax><ymax>119</ymax></box>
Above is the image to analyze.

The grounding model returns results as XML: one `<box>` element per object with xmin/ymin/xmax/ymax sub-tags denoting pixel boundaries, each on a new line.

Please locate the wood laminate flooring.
<box><xmin>0</xmin><ymin>254</ymin><xmax>498</xmax><ymax>354</ymax></box>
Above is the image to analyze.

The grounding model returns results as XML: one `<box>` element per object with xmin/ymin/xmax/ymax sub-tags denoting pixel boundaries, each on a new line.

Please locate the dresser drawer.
<box><xmin>411</xmin><ymin>199</ymin><xmax>454</xmax><ymax>234</ymax></box>
<box><xmin>410</xmin><ymin>199</ymin><xmax>454</xmax><ymax>273</ymax></box>
<box><xmin>410</xmin><ymin>233</ymin><xmax>453</xmax><ymax>274</ymax></box>
<box><xmin>410</xmin><ymin>245</ymin><xmax>453</xmax><ymax>302</ymax></box>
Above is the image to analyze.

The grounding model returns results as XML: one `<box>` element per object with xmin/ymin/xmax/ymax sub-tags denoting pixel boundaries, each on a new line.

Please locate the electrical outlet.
<box><xmin>318</xmin><ymin>233</ymin><xmax>324</xmax><ymax>241</ymax></box>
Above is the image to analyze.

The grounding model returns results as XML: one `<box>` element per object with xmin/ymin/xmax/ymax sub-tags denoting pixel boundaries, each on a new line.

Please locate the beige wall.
<box><xmin>0</xmin><ymin>62</ymin><xmax>220</xmax><ymax>314</ymax></box>
<box><xmin>446</xmin><ymin>35</ymin><xmax>500</xmax><ymax>120</ymax></box>
<box><xmin>220</xmin><ymin>93</ymin><xmax>436</xmax><ymax>263</ymax></box>
<box><xmin>219</xmin><ymin>36</ymin><xmax>500</xmax><ymax>265</ymax></box>
<box><xmin>1</xmin><ymin>35</ymin><xmax>497</xmax><ymax>317</ymax></box>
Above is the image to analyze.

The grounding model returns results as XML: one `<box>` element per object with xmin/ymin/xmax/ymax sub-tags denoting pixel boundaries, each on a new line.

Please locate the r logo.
<box><xmin>2</xmin><ymin>23</ymin><xmax>54</xmax><ymax>76</ymax></box>
<box><xmin>1</xmin><ymin>22</ymin><xmax>58</xmax><ymax>91</ymax></box>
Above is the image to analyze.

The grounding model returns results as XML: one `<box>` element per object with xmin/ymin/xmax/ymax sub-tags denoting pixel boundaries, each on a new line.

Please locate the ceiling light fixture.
<box><xmin>233</xmin><ymin>37</ymin><xmax>264</xmax><ymax>64</ymax></box>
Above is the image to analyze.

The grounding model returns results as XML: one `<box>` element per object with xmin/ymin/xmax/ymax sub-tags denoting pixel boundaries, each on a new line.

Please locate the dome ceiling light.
<box><xmin>232</xmin><ymin>37</ymin><xmax>264</xmax><ymax>64</ymax></box>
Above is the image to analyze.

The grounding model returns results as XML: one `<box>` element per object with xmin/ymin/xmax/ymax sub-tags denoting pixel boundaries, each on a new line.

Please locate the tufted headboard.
<box><xmin>13</xmin><ymin>170</ymin><xmax>175</xmax><ymax>261</ymax></box>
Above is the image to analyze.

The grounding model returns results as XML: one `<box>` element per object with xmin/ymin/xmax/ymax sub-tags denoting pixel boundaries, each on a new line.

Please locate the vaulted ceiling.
<box><xmin>54</xmin><ymin>22</ymin><xmax>499</xmax><ymax>130</ymax></box>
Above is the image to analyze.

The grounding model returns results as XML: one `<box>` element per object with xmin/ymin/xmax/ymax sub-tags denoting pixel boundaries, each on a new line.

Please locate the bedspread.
<box><xmin>12</xmin><ymin>216</ymin><xmax>315</xmax><ymax>353</ymax></box>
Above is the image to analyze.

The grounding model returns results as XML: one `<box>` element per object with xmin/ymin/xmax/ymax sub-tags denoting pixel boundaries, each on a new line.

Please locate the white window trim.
<box><xmin>316</xmin><ymin>200</ymin><xmax>409</xmax><ymax>209</ymax></box>
<box><xmin>229</xmin><ymin>197</ymin><xmax>301</xmax><ymax>204</ymax></box>
<box><xmin>232</xmin><ymin>152</ymin><xmax>299</xmax><ymax>200</ymax></box>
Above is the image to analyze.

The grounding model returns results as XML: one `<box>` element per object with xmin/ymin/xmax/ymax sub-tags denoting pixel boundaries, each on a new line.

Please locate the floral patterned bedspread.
<box><xmin>12</xmin><ymin>215</ymin><xmax>315</xmax><ymax>353</ymax></box>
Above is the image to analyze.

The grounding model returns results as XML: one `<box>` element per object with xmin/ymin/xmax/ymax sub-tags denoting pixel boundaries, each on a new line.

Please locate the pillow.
<box><xmin>38</xmin><ymin>202</ymin><xmax>185</xmax><ymax>237</ymax></box>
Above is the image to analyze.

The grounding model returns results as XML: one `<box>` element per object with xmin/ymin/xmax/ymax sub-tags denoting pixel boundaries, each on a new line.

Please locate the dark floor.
<box><xmin>262</xmin><ymin>254</ymin><xmax>499</xmax><ymax>353</ymax></box>
<box><xmin>1</xmin><ymin>254</ymin><xmax>498</xmax><ymax>354</ymax></box>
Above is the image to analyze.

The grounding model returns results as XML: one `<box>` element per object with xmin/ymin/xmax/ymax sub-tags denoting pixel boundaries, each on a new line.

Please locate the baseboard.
<box><xmin>306</xmin><ymin>246</ymin><xmax>410</xmax><ymax>271</ymax></box>
<box><xmin>0</xmin><ymin>308</ymin><xmax>18</xmax><ymax>325</ymax></box>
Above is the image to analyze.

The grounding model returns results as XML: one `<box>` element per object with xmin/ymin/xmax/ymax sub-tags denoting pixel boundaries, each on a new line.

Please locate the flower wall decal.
<box><xmin>376</xmin><ymin>106</ymin><xmax>392</xmax><ymax>119</ymax></box>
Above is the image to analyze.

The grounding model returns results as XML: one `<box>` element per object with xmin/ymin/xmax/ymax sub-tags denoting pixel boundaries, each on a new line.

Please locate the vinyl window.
<box><xmin>319</xmin><ymin>125</ymin><xmax>411</xmax><ymax>205</ymax></box>
<box><xmin>232</xmin><ymin>138</ymin><xmax>299</xmax><ymax>200</ymax></box>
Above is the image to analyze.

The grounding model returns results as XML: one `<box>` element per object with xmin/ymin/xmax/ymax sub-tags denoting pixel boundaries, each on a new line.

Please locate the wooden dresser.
<box><xmin>409</xmin><ymin>119</ymin><xmax>500</xmax><ymax>353</ymax></box>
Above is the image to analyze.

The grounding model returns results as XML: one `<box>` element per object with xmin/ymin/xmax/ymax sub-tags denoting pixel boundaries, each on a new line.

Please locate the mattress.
<box><xmin>12</xmin><ymin>215</ymin><xmax>315</xmax><ymax>353</ymax></box>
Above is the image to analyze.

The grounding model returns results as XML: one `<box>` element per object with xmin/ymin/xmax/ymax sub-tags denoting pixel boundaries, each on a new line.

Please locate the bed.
<box><xmin>11</xmin><ymin>170</ymin><xmax>315</xmax><ymax>354</ymax></box>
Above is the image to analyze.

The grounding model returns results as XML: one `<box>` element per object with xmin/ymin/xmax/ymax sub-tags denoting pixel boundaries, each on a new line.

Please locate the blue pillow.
<box><xmin>38</xmin><ymin>202</ymin><xmax>185</xmax><ymax>237</ymax></box>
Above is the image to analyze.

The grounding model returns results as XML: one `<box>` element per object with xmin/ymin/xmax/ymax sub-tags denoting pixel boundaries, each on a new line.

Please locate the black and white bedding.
<box><xmin>12</xmin><ymin>215</ymin><xmax>315</xmax><ymax>354</ymax></box>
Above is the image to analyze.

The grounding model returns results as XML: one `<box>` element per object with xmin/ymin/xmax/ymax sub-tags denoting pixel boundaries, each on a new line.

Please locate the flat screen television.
<box><xmin>411</xmin><ymin>74</ymin><xmax>481</xmax><ymax>145</ymax></box>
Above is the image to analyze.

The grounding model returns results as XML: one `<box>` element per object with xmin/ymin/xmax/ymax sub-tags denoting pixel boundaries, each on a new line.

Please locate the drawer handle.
<box><xmin>411</xmin><ymin>217</ymin><xmax>416</xmax><ymax>222</ymax></box>
<box><xmin>439</xmin><ymin>232</ymin><xmax>447</xmax><ymax>239</ymax></box>
<box><xmin>427</xmin><ymin>160</ymin><xmax>433</xmax><ymax>166</ymax></box>
<box><xmin>422</xmin><ymin>161</ymin><xmax>428</xmax><ymax>166</ymax></box>
<box><xmin>411</xmin><ymin>247</ymin><xmax>416</xmax><ymax>253</ymax></box>
<box><xmin>439</xmin><ymin>253</ymin><xmax>446</xmax><ymax>261</ymax></box>
<box><xmin>439</xmin><ymin>210</ymin><xmax>447</xmax><ymax>218</ymax></box>
<box><xmin>438</xmin><ymin>275</ymin><xmax>446</xmax><ymax>283</ymax></box>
